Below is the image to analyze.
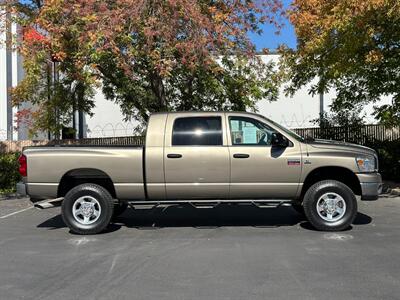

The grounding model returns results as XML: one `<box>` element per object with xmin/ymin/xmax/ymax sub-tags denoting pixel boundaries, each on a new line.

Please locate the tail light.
<box><xmin>18</xmin><ymin>154</ymin><xmax>27</xmax><ymax>177</ymax></box>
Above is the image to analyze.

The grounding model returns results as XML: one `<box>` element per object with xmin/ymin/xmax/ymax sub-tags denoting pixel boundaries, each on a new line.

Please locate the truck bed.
<box><xmin>24</xmin><ymin>146</ymin><xmax>145</xmax><ymax>200</ymax></box>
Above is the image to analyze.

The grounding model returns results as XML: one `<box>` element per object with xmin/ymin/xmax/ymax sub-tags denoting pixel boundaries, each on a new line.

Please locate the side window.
<box><xmin>172</xmin><ymin>117</ymin><xmax>222</xmax><ymax>146</ymax></box>
<box><xmin>229</xmin><ymin>116</ymin><xmax>275</xmax><ymax>146</ymax></box>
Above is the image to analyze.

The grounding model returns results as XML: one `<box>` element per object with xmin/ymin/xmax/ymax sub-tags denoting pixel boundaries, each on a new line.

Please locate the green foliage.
<box><xmin>281</xmin><ymin>0</ymin><xmax>400</xmax><ymax>126</ymax></box>
<box><xmin>314</xmin><ymin>108</ymin><xmax>365</xmax><ymax>129</ymax></box>
<box><xmin>100</xmin><ymin>54</ymin><xmax>280</xmax><ymax>125</ymax></box>
<box><xmin>7</xmin><ymin>0</ymin><xmax>283</xmax><ymax>133</ymax></box>
<box><xmin>365</xmin><ymin>139</ymin><xmax>400</xmax><ymax>181</ymax></box>
<box><xmin>0</xmin><ymin>153</ymin><xmax>21</xmax><ymax>194</ymax></box>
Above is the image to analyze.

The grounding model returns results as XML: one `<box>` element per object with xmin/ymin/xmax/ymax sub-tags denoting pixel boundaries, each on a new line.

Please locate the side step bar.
<box><xmin>127</xmin><ymin>199</ymin><xmax>295</xmax><ymax>210</ymax></box>
<box><xmin>34</xmin><ymin>198</ymin><xmax>296</xmax><ymax>210</ymax></box>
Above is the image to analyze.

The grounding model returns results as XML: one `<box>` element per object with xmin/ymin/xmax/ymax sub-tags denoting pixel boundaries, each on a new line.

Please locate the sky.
<box><xmin>248</xmin><ymin>0</ymin><xmax>297</xmax><ymax>51</ymax></box>
<box><xmin>248</xmin><ymin>19</ymin><xmax>297</xmax><ymax>51</ymax></box>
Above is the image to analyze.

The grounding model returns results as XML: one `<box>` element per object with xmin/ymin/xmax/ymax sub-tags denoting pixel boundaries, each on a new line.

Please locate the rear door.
<box><xmin>164</xmin><ymin>113</ymin><xmax>230</xmax><ymax>199</ymax></box>
<box><xmin>227</xmin><ymin>113</ymin><xmax>302</xmax><ymax>199</ymax></box>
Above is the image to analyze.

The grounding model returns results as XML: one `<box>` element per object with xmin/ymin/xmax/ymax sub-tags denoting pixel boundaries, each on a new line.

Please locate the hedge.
<box><xmin>365</xmin><ymin>139</ymin><xmax>400</xmax><ymax>181</ymax></box>
<box><xmin>0</xmin><ymin>152</ymin><xmax>21</xmax><ymax>195</ymax></box>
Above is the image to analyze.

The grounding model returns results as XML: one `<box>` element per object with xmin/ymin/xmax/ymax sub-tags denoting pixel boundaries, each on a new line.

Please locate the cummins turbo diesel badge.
<box><xmin>287</xmin><ymin>159</ymin><xmax>301</xmax><ymax>166</ymax></box>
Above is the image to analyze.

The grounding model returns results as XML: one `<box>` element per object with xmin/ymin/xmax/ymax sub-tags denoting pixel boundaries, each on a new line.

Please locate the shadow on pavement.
<box><xmin>299</xmin><ymin>211</ymin><xmax>372</xmax><ymax>231</ymax></box>
<box><xmin>37</xmin><ymin>204</ymin><xmax>372</xmax><ymax>232</ymax></box>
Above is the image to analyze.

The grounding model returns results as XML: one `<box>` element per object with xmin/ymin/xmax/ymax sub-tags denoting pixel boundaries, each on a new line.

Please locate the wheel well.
<box><xmin>301</xmin><ymin>167</ymin><xmax>361</xmax><ymax>200</ymax></box>
<box><xmin>58</xmin><ymin>168</ymin><xmax>116</xmax><ymax>198</ymax></box>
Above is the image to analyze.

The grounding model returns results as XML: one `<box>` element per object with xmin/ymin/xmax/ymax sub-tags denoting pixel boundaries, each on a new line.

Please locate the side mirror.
<box><xmin>271</xmin><ymin>132</ymin><xmax>289</xmax><ymax>148</ymax></box>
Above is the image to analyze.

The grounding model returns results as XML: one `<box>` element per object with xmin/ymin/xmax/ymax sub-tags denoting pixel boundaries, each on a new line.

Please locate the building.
<box><xmin>0</xmin><ymin>15</ymin><xmax>18</xmax><ymax>141</ymax></box>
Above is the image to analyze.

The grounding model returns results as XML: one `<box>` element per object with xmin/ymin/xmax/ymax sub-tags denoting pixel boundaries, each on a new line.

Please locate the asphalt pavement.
<box><xmin>0</xmin><ymin>196</ymin><xmax>399</xmax><ymax>300</ymax></box>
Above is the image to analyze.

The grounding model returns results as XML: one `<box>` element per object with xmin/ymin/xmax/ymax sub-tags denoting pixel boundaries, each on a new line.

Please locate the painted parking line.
<box><xmin>0</xmin><ymin>206</ymin><xmax>33</xmax><ymax>219</ymax></box>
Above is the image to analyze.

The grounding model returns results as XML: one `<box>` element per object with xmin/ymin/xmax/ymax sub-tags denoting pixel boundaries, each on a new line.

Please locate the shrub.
<box><xmin>365</xmin><ymin>139</ymin><xmax>400</xmax><ymax>181</ymax></box>
<box><xmin>0</xmin><ymin>152</ymin><xmax>21</xmax><ymax>194</ymax></box>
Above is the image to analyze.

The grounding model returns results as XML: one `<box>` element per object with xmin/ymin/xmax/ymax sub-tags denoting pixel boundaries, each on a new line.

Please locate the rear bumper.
<box><xmin>16</xmin><ymin>181</ymin><xmax>27</xmax><ymax>197</ymax></box>
<box><xmin>357</xmin><ymin>173</ymin><xmax>383</xmax><ymax>200</ymax></box>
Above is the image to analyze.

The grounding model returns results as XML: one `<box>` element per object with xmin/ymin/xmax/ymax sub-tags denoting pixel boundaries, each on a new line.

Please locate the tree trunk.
<box><xmin>150</xmin><ymin>73</ymin><xmax>167</xmax><ymax>111</ymax></box>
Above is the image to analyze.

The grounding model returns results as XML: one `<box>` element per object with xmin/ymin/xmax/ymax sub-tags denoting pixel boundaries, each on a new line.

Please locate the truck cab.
<box><xmin>145</xmin><ymin>112</ymin><xmax>303</xmax><ymax>200</ymax></box>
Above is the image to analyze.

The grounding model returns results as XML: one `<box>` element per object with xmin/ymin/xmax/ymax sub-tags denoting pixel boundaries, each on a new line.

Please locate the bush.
<box><xmin>365</xmin><ymin>139</ymin><xmax>400</xmax><ymax>181</ymax></box>
<box><xmin>0</xmin><ymin>152</ymin><xmax>21</xmax><ymax>194</ymax></box>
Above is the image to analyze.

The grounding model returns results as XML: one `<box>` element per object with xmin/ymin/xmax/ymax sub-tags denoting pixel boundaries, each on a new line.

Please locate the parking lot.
<box><xmin>0</xmin><ymin>196</ymin><xmax>399</xmax><ymax>300</ymax></box>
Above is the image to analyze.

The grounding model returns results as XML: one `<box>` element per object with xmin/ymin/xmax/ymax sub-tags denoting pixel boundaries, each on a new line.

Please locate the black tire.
<box><xmin>112</xmin><ymin>201</ymin><xmax>128</xmax><ymax>219</ymax></box>
<box><xmin>61</xmin><ymin>183</ymin><xmax>114</xmax><ymax>235</ymax></box>
<box><xmin>303</xmin><ymin>180</ymin><xmax>357</xmax><ymax>231</ymax></box>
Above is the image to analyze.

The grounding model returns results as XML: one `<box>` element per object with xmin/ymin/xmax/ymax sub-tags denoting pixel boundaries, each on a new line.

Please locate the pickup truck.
<box><xmin>17</xmin><ymin>112</ymin><xmax>382</xmax><ymax>234</ymax></box>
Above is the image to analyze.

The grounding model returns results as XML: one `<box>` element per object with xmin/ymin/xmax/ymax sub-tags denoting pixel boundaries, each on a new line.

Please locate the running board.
<box><xmin>33</xmin><ymin>198</ymin><xmax>295</xmax><ymax>210</ymax></box>
<box><xmin>127</xmin><ymin>199</ymin><xmax>295</xmax><ymax>210</ymax></box>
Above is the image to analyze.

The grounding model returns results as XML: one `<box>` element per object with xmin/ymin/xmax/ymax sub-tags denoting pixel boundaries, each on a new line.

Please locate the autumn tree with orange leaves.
<box><xmin>281</xmin><ymin>0</ymin><xmax>400</xmax><ymax>126</ymax></box>
<box><xmin>4</xmin><ymin>0</ymin><xmax>284</xmax><ymax>136</ymax></box>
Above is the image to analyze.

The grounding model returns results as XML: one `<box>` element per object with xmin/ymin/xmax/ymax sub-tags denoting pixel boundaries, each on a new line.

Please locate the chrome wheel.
<box><xmin>316</xmin><ymin>192</ymin><xmax>346</xmax><ymax>222</ymax></box>
<box><xmin>72</xmin><ymin>196</ymin><xmax>101</xmax><ymax>225</ymax></box>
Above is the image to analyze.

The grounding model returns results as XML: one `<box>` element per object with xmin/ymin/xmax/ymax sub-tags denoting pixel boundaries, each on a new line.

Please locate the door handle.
<box><xmin>233</xmin><ymin>153</ymin><xmax>250</xmax><ymax>159</ymax></box>
<box><xmin>167</xmin><ymin>153</ymin><xmax>183</xmax><ymax>159</ymax></box>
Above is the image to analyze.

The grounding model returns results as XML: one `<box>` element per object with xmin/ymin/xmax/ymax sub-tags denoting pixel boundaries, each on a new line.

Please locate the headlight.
<box><xmin>356</xmin><ymin>156</ymin><xmax>375</xmax><ymax>172</ymax></box>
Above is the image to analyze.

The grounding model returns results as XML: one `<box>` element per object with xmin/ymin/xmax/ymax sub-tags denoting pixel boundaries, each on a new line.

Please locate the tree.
<box><xmin>280</xmin><ymin>0</ymin><xmax>400</xmax><ymax>126</ymax></box>
<box><xmin>1</xmin><ymin>0</ymin><xmax>95</xmax><ymax>138</ymax></box>
<box><xmin>6</xmin><ymin>0</ymin><xmax>284</xmax><ymax>135</ymax></box>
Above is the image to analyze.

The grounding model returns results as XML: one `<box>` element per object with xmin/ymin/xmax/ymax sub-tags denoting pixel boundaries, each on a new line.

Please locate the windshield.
<box><xmin>259</xmin><ymin>115</ymin><xmax>305</xmax><ymax>142</ymax></box>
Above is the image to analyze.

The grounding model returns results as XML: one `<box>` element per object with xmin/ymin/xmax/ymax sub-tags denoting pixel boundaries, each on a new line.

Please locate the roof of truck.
<box><xmin>151</xmin><ymin>111</ymin><xmax>260</xmax><ymax>116</ymax></box>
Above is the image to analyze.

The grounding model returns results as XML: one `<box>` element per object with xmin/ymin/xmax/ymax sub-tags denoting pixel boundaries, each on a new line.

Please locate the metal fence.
<box><xmin>293</xmin><ymin>124</ymin><xmax>400</xmax><ymax>145</ymax></box>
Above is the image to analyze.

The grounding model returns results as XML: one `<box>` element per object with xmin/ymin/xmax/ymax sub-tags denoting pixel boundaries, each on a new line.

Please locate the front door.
<box><xmin>227</xmin><ymin>114</ymin><xmax>302</xmax><ymax>199</ymax></box>
<box><xmin>164</xmin><ymin>114</ymin><xmax>230</xmax><ymax>199</ymax></box>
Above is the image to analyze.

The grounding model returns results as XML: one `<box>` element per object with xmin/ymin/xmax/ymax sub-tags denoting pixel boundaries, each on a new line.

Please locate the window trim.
<box><xmin>228</xmin><ymin>116</ymin><xmax>293</xmax><ymax>147</ymax></box>
<box><xmin>171</xmin><ymin>116</ymin><xmax>224</xmax><ymax>147</ymax></box>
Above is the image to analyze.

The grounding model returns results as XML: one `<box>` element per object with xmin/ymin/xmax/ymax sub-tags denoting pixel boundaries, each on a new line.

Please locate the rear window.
<box><xmin>172</xmin><ymin>117</ymin><xmax>222</xmax><ymax>146</ymax></box>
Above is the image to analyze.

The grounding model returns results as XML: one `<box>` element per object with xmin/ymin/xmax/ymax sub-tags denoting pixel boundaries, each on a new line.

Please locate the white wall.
<box><xmin>257</xmin><ymin>55</ymin><xmax>392</xmax><ymax>127</ymax></box>
<box><xmin>0</xmin><ymin>19</ymin><xmax>19</xmax><ymax>141</ymax></box>
<box><xmin>0</xmin><ymin>24</ymin><xmax>7</xmax><ymax>140</ymax></box>
<box><xmin>85</xmin><ymin>90</ymin><xmax>138</xmax><ymax>138</ymax></box>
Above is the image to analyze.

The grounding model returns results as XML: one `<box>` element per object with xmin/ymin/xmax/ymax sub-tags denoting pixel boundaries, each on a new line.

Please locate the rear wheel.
<box><xmin>303</xmin><ymin>180</ymin><xmax>357</xmax><ymax>231</ymax></box>
<box><xmin>62</xmin><ymin>183</ymin><xmax>114</xmax><ymax>235</ymax></box>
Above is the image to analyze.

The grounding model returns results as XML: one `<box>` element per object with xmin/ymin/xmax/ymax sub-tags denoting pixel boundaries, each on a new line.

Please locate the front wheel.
<box><xmin>303</xmin><ymin>180</ymin><xmax>357</xmax><ymax>231</ymax></box>
<box><xmin>62</xmin><ymin>183</ymin><xmax>114</xmax><ymax>235</ymax></box>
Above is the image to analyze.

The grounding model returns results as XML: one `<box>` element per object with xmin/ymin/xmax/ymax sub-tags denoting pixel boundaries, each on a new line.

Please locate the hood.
<box><xmin>308</xmin><ymin>139</ymin><xmax>376</xmax><ymax>156</ymax></box>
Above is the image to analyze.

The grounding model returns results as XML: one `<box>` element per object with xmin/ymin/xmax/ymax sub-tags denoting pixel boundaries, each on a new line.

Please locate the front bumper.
<box><xmin>357</xmin><ymin>173</ymin><xmax>383</xmax><ymax>200</ymax></box>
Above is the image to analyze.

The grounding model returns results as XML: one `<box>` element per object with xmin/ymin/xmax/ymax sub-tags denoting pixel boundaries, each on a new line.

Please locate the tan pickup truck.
<box><xmin>17</xmin><ymin>112</ymin><xmax>382</xmax><ymax>234</ymax></box>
